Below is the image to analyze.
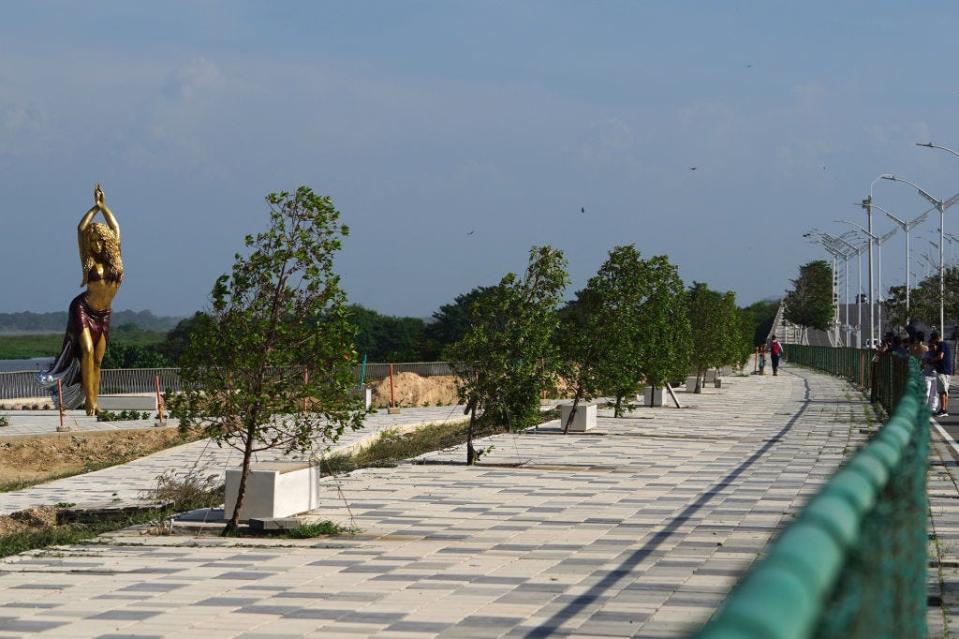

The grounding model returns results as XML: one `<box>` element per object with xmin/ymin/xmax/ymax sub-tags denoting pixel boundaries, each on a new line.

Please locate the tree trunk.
<box><xmin>694</xmin><ymin>366</ymin><xmax>703</xmax><ymax>394</ymax></box>
<box><xmin>224</xmin><ymin>419</ymin><xmax>257</xmax><ymax>535</ymax></box>
<box><xmin>564</xmin><ymin>389</ymin><xmax>582</xmax><ymax>434</ymax></box>
<box><xmin>614</xmin><ymin>393</ymin><xmax>623</xmax><ymax>418</ymax></box>
<box><xmin>466</xmin><ymin>403</ymin><xmax>477</xmax><ymax>465</ymax></box>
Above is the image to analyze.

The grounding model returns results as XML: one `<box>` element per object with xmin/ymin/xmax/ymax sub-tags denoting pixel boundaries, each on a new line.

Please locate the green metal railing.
<box><xmin>691</xmin><ymin>351</ymin><xmax>929</xmax><ymax>639</ymax></box>
<box><xmin>783</xmin><ymin>345</ymin><xmax>910</xmax><ymax>416</ymax></box>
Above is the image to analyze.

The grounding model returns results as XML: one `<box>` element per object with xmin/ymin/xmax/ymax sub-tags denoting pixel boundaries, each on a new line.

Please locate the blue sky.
<box><xmin>3</xmin><ymin>2</ymin><xmax>959</xmax><ymax>317</ymax></box>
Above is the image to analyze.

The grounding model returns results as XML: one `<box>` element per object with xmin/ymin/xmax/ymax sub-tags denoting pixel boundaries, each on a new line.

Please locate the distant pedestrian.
<box><xmin>758</xmin><ymin>344</ymin><xmax>766</xmax><ymax>375</ymax></box>
<box><xmin>769</xmin><ymin>335</ymin><xmax>783</xmax><ymax>376</ymax></box>
<box><xmin>909</xmin><ymin>331</ymin><xmax>928</xmax><ymax>362</ymax></box>
<box><xmin>931</xmin><ymin>331</ymin><xmax>952</xmax><ymax>417</ymax></box>
<box><xmin>923</xmin><ymin>334</ymin><xmax>939</xmax><ymax>413</ymax></box>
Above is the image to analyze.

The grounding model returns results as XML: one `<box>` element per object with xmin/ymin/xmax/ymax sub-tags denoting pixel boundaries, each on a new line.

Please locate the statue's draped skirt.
<box><xmin>38</xmin><ymin>293</ymin><xmax>112</xmax><ymax>409</ymax></box>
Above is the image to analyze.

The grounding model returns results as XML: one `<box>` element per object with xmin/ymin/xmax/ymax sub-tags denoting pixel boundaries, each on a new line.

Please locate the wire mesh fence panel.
<box><xmin>692</xmin><ymin>349</ymin><xmax>928</xmax><ymax>639</ymax></box>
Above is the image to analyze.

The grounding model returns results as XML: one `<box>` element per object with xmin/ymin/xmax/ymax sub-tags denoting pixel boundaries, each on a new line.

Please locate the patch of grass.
<box><xmin>0</xmin><ymin>331</ymin><xmax>167</xmax><ymax>360</ymax></box>
<box><xmin>283</xmin><ymin>520</ymin><xmax>353</xmax><ymax>538</ymax></box>
<box><xmin>97</xmin><ymin>410</ymin><xmax>152</xmax><ymax>422</ymax></box>
<box><xmin>320</xmin><ymin>416</ymin><xmax>517</xmax><ymax>474</ymax></box>
<box><xmin>0</xmin><ymin>415</ymin><xmax>7</xmax><ymax>427</ymax></box>
<box><xmin>0</xmin><ymin>473</ymin><xmax>225</xmax><ymax>557</ymax></box>
<box><xmin>0</xmin><ymin>506</ymin><xmax>168</xmax><ymax>559</ymax></box>
<box><xmin>145</xmin><ymin>470</ymin><xmax>224</xmax><ymax>512</ymax></box>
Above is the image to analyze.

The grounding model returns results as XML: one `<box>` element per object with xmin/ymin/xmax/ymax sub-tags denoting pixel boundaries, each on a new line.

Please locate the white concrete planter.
<box><xmin>685</xmin><ymin>376</ymin><xmax>699</xmax><ymax>391</ymax></box>
<box><xmin>704</xmin><ymin>370</ymin><xmax>718</xmax><ymax>382</ymax></box>
<box><xmin>559</xmin><ymin>402</ymin><xmax>597</xmax><ymax>432</ymax></box>
<box><xmin>643</xmin><ymin>386</ymin><xmax>664</xmax><ymax>407</ymax></box>
<box><xmin>224</xmin><ymin>462</ymin><xmax>320</xmax><ymax>520</ymax></box>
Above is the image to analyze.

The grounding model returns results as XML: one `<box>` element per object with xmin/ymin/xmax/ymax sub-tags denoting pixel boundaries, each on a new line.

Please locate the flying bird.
<box><xmin>580</xmin><ymin>207</ymin><xmax>585</xmax><ymax>214</ymax></box>
<box><xmin>467</xmin><ymin>230</ymin><xmax>475</xmax><ymax>236</ymax></box>
<box><xmin>689</xmin><ymin>167</ymin><xmax>697</xmax><ymax>171</ymax></box>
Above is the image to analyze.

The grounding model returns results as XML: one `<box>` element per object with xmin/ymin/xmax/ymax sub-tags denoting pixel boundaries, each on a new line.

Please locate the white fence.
<box><xmin>0</xmin><ymin>362</ymin><xmax>455</xmax><ymax>401</ymax></box>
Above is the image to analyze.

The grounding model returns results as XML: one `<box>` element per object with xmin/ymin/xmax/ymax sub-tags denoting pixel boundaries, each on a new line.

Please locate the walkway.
<box><xmin>0</xmin><ymin>405</ymin><xmax>472</xmax><ymax>515</ymax></box>
<box><xmin>0</xmin><ymin>367</ymin><xmax>872</xmax><ymax>638</ymax></box>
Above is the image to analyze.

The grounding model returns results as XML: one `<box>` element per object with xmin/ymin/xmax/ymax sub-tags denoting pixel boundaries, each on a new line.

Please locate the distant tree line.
<box><xmin>0</xmin><ymin>309</ymin><xmax>181</xmax><ymax>334</ymax></box>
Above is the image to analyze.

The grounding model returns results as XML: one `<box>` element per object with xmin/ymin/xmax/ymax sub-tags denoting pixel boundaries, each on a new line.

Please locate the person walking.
<box><xmin>758</xmin><ymin>343</ymin><xmax>766</xmax><ymax>375</ymax></box>
<box><xmin>931</xmin><ymin>331</ymin><xmax>952</xmax><ymax>417</ymax></box>
<box><xmin>769</xmin><ymin>335</ymin><xmax>783</xmax><ymax>376</ymax></box>
<box><xmin>923</xmin><ymin>333</ymin><xmax>940</xmax><ymax>413</ymax></box>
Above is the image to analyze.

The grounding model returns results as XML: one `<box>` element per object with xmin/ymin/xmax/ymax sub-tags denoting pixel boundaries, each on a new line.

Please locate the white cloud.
<box><xmin>161</xmin><ymin>57</ymin><xmax>222</xmax><ymax>102</ymax></box>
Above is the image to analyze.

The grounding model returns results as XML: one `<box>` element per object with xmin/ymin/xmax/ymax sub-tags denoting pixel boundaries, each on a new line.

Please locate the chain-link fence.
<box><xmin>691</xmin><ymin>348</ymin><xmax>928</xmax><ymax>639</ymax></box>
<box><xmin>782</xmin><ymin>345</ymin><xmax>910</xmax><ymax>416</ymax></box>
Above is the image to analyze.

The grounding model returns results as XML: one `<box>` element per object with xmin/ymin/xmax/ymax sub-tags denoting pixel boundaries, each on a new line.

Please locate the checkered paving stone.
<box><xmin>0</xmin><ymin>366</ymin><xmax>877</xmax><ymax>638</ymax></box>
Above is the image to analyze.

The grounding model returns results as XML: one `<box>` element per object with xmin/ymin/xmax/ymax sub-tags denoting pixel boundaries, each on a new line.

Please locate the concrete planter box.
<box><xmin>714</xmin><ymin>378</ymin><xmax>722</xmax><ymax>388</ymax></box>
<box><xmin>225</xmin><ymin>462</ymin><xmax>320</xmax><ymax>520</ymax></box>
<box><xmin>704</xmin><ymin>370</ymin><xmax>718</xmax><ymax>382</ymax></box>
<box><xmin>643</xmin><ymin>386</ymin><xmax>664</xmax><ymax>407</ymax></box>
<box><xmin>685</xmin><ymin>376</ymin><xmax>699</xmax><ymax>391</ymax></box>
<box><xmin>559</xmin><ymin>402</ymin><xmax>597</xmax><ymax>432</ymax></box>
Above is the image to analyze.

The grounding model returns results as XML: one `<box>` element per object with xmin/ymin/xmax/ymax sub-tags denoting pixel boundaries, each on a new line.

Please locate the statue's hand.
<box><xmin>94</xmin><ymin>184</ymin><xmax>105</xmax><ymax>206</ymax></box>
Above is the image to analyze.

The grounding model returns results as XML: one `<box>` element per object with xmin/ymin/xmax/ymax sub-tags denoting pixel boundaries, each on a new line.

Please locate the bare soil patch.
<box><xmin>371</xmin><ymin>373</ymin><xmax>460</xmax><ymax>408</ymax></box>
<box><xmin>0</xmin><ymin>428</ymin><xmax>204</xmax><ymax>490</ymax></box>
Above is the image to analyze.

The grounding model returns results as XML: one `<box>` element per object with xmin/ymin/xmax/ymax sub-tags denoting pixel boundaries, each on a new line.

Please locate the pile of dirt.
<box><xmin>371</xmin><ymin>373</ymin><xmax>460</xmax><ymax>408</ymax></box>
<box><xmin>0</xmin><ymin>506</ymin><xmax>57</xmax><ymax>536</ymax></box>
<box><xmin>0</xmin><ymin>428</ymin><xmax>203</xmax><ymax>489</ymax></box>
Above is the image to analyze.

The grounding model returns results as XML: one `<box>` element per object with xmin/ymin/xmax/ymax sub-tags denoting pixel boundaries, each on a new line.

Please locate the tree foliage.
<box><xmin>349</xmin><ymin>305</ymin><xmax>436</xmax><ymax>361</ymax></box>
<box><xmin>686</xmin><ymin>283</ymin><xmax>745</xmax><ymax>392</ymax></box>
<box><xmin>451</xmin><ymin>246</ymin><xmax>568</xmax><ymax>463</ymax></box>
<box><xmin>557</xmin><ymin>248</ymin><xmax>690</xmax><ymax>420</ymax></box>
<box><xmin>425</xmin><ymin>286</ymin><xmax>495</xmax><ymax>358</ymax></box>
<box><xmin>884</xmin><ymin>266</ymin><xmax>959</xmax><ymax>334</ymax></box>
<box><xmin>172</xmin><ymin>187</ymin><xmax>364</xmax><ymax>533</ymax></box>
<box><xmin>784</xmin><ymin>260</ymin><xmax>834</xmax><ymax>332</ymax></box>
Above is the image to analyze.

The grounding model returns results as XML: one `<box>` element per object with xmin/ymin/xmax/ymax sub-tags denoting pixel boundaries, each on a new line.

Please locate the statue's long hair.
<box><xmin>80</xmin><ymin>223</ymin><xmax>123</xmax><ymax>286</ymax></box>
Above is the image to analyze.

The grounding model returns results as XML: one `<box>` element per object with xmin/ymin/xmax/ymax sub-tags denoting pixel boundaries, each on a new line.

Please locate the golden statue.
<box><xmin>40</xmin><ymin>185</ymin><xmax>123</xmax><ymax>414</ymax></box>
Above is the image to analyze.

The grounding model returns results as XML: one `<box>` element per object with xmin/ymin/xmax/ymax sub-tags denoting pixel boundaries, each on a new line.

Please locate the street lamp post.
<box><xmin>808</xmin><ymin>230</ymin><xmax>862</xmax><ymax>346</ymax></box>
<box><xmin>871</xmin><ymin>202</ymin><xmax>932</xmax><ymax>316</ymax></box>
<box><xmin>882</xmin><ymin>174</ymin><xmax>947</xmax><ymax>333</ymax></box>
<box><xmin>835</xmin><ymin>220</ymin><xmax>898</xmax><ymax>336</ymax></box>
<box><xmin>863</xmin><ymin>175</ymin><xmax>894</xmax><ymax>347</ymax></box>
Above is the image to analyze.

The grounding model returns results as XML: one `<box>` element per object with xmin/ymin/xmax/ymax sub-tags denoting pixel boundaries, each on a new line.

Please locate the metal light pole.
<box><xmin>862</xmin><ymin>175</ymin><xmax>893</xmax><ymax>346</ymax></box>
<box><xmin>871</xmin><ymin>202</ymin><xmax>932</xmax><ymax>316</ymax></box>
<box><xmin>809</xmin><ymin>230</ymin><xmax>862</xmax><ymax>346</ymax></box>
<box><xmin>882</xmin><ymin>175</ymin><xmax>947</xmax><ymax>332</ymax></box>
<box><xmin>803</xmin><ymin>231</ymin><xmax>844</xmax><ymax>345</ymax></box>
<box><xmin>835</xmin><ymin>220</ymin><xmax>898</xmax><ymax>335</ymax></box>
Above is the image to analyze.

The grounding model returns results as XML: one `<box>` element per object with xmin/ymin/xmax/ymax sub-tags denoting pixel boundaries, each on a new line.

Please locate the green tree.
<box><xmin>155</xmin><ymin>312</ymin><xmax>213</xmax><ymax>364</ymax></box>
<box><xmin>687</xmin><ymin>282</ymin><xmax>723</xmax><ymax>393</ymax></box>
<box><xmin>172</xmin><ymin>187</ymin><xmax>364</xmax><ymax>534</ymax></box>
<box><xmin>349</xmin><ymin>305</ymin><xmax>435</xmax><ymax>361</ymax></box>
<box><xmin>451</xmin><ymin>246</ymin><xmax>568</xmax><ymax>463</ymax></box>
<box><xmin>784</xmin><ymin>260</ymin><xmax>834</xmax><ymax>336</ymax></box>
<box><xmin>635</xmin><ymin>255</ymin><xmax>691</xmax><ymax>398</ymax></box>
<box><xmin>425</xmin><ymin>286</ymin><xmax>495</xmax><ymax>357</ymax></box>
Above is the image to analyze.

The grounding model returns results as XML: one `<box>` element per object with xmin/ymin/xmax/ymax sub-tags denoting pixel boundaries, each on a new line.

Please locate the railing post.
<box><xmin>56</xmin><ymin>379</ymin><xmax>68</xmax><ymax>432</ymax></box>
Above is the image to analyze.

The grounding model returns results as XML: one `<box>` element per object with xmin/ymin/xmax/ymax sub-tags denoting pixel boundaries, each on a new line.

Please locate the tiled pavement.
<box><xmin>0</xmin><ymin>366</ymin><xmax>882</xmax><ymax>638</ymax></box>
<box><xmin>0</xmin><ymin>405</ymin><xmax>474</xmax><ymax>515</ymax></box>
<box><xmin>0</xmin><ymin>410</ymin><xmax>155</xmax><ymax>437</ymax></box>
